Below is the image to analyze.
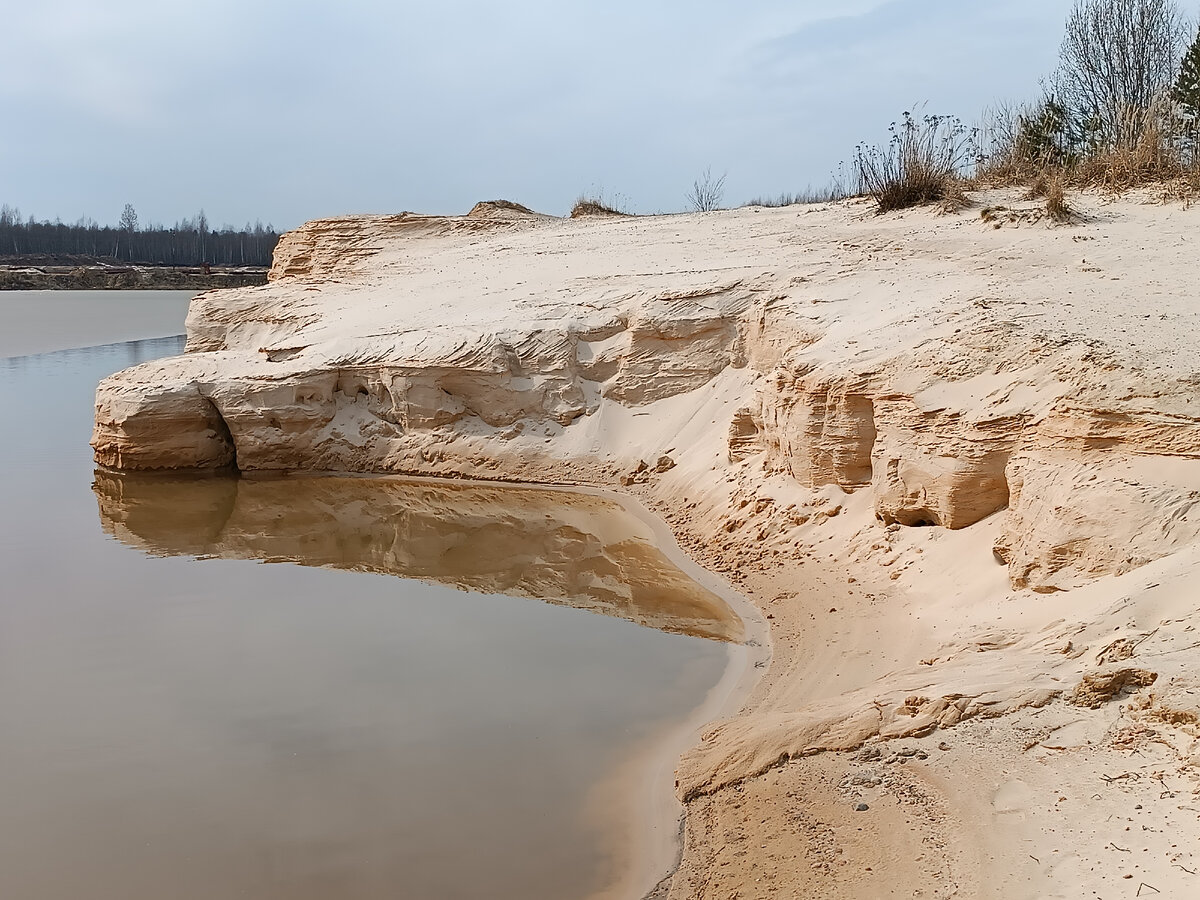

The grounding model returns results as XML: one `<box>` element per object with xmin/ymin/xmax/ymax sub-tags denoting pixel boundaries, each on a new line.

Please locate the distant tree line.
<box><xmin>0</xmin><ymin>203</ymin><xmax>280</xmax><ymax>267</ymax></box>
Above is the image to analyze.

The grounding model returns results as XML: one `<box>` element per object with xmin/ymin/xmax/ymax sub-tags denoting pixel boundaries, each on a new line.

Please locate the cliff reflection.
<box><xmin>93</xmin><ymin>471</ymin><xmax>742</xmax><ymax>642</ymax></box>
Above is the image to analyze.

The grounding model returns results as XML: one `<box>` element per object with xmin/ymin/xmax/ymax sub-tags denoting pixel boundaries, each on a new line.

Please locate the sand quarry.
<box><xmin>93</xmin><ymin>190</ymin><xmax>1200</xmax><ymax>898</ymax></box>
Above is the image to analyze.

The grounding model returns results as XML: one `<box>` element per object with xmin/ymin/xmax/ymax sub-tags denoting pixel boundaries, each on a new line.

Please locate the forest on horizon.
<box><xmin>0</xmin><ymin>203</ymin><xmax>280</xmax><ymax>267</ymax></box>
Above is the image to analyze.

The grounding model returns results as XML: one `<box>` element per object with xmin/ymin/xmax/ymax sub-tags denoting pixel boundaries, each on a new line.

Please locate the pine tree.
<box><xmin>1173</xmin><ymin>27</ymin><xmax>1200</xmax><ymax>122</ymax></box>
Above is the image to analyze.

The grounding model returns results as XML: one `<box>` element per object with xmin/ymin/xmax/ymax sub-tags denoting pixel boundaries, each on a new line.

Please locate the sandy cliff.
<box><xmin>94</xmin><ymin>193</ymin><xmax>1200</xmax><ymax>898</ymax></box>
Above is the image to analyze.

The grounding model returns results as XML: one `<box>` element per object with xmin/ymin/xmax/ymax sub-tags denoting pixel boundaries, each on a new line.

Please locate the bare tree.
<box><xmin>687</xmin><ymin>167</ymin><xmax>727</xmax><ymax>212</ymax></box>
<box><xmin>1055</xmin><ymin>0</ymin><xmax>1188</xmax><ymax>147</ymax></box>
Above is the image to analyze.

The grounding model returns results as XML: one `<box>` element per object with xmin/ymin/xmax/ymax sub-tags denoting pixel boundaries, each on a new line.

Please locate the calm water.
<box><xmin>0</xmin><ymin>289</ymin><xmax>192</xmax><ymax>357</ymax></box>
<box><xmin>0</xmin><ymin>293</ymin><xmax>736</xmax><ymax>900</ymax></box>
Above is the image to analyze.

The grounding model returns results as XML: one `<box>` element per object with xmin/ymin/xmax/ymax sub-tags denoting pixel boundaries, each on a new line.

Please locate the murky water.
<box><xmin>0</xmin><ymin>293</ymin><xmax>738</xmax><ymax>900</ymax></box>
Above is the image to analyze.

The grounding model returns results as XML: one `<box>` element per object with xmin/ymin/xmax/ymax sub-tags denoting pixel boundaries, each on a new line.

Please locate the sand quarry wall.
<box><xmin>92</xmin><ymin>195</ymin><xmax>1200</xmax><ymax>597</ymax></box>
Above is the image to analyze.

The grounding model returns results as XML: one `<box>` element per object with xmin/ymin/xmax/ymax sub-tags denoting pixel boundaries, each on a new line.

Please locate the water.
<box><xmin>0</xmin><ymin>289</ymin><xmax>193</xmax><ymax>357</ymax></box>
<box><xmin>0</xmin><ymin>293</ymin><xmax>738</xmax><ymax>900</ymax></box>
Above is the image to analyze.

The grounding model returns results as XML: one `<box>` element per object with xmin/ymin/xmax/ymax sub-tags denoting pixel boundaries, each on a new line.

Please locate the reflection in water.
<box><xmin>1</xmin><ymin>305</ymin><xmax>739</xmax><ymax>900</ymax></box>
<box><xmin>0</xmin><ymin>333</ymin><xmax>187</xmax><ymax>372</ymax></box>
<box><xmin>94</xmin><ymin>471</ymin><xmax>743</xmax><ymax>643</ymax></box>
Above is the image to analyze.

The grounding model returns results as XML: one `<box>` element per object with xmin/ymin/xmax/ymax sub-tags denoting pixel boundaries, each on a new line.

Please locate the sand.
<box><xmin>90</xmin><ymin>189</ymin><xmax>1200</xmax><ymax>898</ymax></box>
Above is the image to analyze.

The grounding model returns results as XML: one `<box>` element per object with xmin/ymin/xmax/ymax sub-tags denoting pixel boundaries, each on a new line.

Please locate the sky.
<box><xmin>0</xmin><ymin>0</ymin><xmax>1087</xmax><ymax>229</ymax></box>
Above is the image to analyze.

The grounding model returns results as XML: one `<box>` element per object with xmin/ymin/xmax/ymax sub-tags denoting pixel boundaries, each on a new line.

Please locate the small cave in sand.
<box><xmin>203</xmin><ymin>398</ymin><xmax>241</xmax><ymax>471</ymax></box>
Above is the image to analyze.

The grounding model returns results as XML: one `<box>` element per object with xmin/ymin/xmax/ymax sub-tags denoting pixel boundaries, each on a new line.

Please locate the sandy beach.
<box><xmin>91</xmin><ymin>190</ymin><xmax>1200</xmax><ymax>897</ymax></box>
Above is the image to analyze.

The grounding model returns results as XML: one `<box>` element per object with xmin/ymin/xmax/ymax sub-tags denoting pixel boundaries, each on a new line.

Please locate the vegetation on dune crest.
<box><xmin>570</xmin><ymin>185</ymin><xmax>634</xmax><ymax>218</ymax></box>
<box><xmin>853</xmin><ymin>111</ymin><xmax>977</xmax><ymax>213</ymax></box>
<box><xmin>569</xmin><ymin>198</ymin><xmax>632</xmax><ymax>218</ymax></box>
<box><xmin>686</xmin><ymin>168</ymin><xmax>727</xmax><ymax>212</ymax></box>
<box><xmin>742</xmin><ymin>178</ymin><xmax>854</xmax><ymax>208</ymax></box>
<box><xmin>854</xmin><ymin>0</ymin><xmax>1200</xmax><ymax>214</ymax></box>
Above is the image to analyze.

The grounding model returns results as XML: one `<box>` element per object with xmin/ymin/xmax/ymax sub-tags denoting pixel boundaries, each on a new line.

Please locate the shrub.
<box><xmin>1017</xmin><ymin>97</ymin><xmax>1082</xmax><ymax>168</ymax></box>
<box><xmin>854</xmin><ymin>111</ymin><xmax>978</xmax><ymax>212</ymax></box>
<box><xmin>976</xmin><ymin>93</ymin><xmax>1200</xmax><ymax>198</ymax></box>
<box><xmin>977</xmin><ymin>96</ymin><xmax>1087</xmax><ymax>184</ymax></box>
<box><xmin>1067</xmin><ymin>98</ymin><xmax>1197</xmax><ymax>189</ymax></box>
<box><xmin>686</xmin><ymin>168</ymin><xmax>727</xmax><ymax>212</ymax></box>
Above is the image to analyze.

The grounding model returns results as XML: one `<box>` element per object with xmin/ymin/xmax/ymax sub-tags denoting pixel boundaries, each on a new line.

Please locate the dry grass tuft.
<box><xmin>934</xmin><ymin>177</ymin><xmax>972</xmax><ymax>213</ymax></box>
<box><xmin>569</xmin><ymin>198</ymin><xmax>632</xmax><ymax>218</ymax></box>
<box><xmin>1044</xmin><ymin>176</ymin><xmax>1074</xmax><ymax>222</ymax></box>
<box><xmin>854</xmin><ymin>110</ymin><xmax>978</xmax><ymax>213</ymax></box>
<box><xmin>977</xmin><ymin>97</ymin><xmax>1200</xmax><ymax>201</ymax></box>
<box><xmin>1023</xmin><ymin>171</ymin><xmax>1051</xmax><ymax>199</ymax></box>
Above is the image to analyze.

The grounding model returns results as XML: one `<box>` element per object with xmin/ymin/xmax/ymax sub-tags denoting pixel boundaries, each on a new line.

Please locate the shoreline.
<box><xmin>0</xmin><ymin>264</ymin><xmax>267</xmax><ymax>291</ymax></box>
<box><xmin>217</xmin><ymin>468</ymin><xmax>972</xmax><ymax>897</ymax></box>
<box><xmin>244</xmin><ymin>470</ymin><xmax>774</xmax><ymax>900</ymax></box>
<box><xmin>436</xmin><ymin>477</ymin><xmax>771</xmax><ymax>900</ymax></box>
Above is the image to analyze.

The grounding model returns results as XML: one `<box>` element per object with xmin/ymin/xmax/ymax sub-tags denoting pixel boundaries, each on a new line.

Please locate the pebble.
<box><xmin>855</xmin><ymin>803</ymin><xmax>870</xmax><ymax>812</ymax></box>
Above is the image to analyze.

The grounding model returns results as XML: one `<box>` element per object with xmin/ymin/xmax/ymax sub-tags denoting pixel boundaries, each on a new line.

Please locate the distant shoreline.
<box><xmin>0</xmin><ymin>264</ymin><xmax>267</xmax><ymax>291</ymax></box>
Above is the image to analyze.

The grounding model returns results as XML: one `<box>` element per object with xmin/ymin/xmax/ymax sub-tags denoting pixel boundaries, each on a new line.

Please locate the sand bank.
<box><xmin>91</xmin><ymin>191</ymin><xmax>1200</xmax><ymax>897</ymax></box>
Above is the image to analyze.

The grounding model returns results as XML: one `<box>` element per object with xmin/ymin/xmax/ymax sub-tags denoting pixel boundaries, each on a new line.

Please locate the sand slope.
<box><xmin>93</xmin><ymin>192</ymin><xmax>1200</xmax><ymax>898</ymax></box>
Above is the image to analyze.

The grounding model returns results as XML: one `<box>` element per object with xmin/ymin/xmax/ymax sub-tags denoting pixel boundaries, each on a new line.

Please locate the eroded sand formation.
<box><xmin>94</xmin><ymin>194</ymin><xmax>1200</xmax><ymax>898</ymax></box>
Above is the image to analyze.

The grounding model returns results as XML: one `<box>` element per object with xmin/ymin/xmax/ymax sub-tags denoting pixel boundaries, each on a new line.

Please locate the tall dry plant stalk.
<box><xmin>687</xmin><ymin>168</ymin><xmax>727</xmax><ymax>212</ymax></box>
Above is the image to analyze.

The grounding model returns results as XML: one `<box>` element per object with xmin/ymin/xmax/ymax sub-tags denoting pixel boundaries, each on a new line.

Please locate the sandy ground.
<box><xmin>633</xmin><ymin>483</ymin><xmax>1200</xmax><ymax>899</ymax></box>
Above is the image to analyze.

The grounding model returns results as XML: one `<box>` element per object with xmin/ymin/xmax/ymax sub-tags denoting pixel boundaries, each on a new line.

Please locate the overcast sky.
<box><xmin>2</xmin><ymin>0</ymin><xmax>1087</xmax><ymax>229</ymax></box>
